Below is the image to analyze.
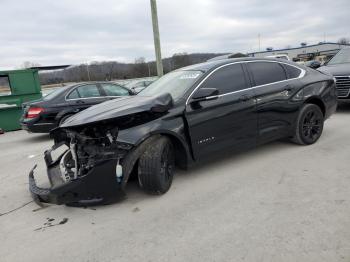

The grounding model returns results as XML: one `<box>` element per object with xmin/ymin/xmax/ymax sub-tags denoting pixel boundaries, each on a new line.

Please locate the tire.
<box><xmin>138</xmin><ymin>137</ymin><xmax>175</xmax><ymax>195</ymax></box>
<box><xmin>291</xmin><ymin>104</ymin><xmax>324</xmax><ymax>145</ymax></box>
<box><xmin>59</xmin><ymin>114</ymin><xmax>74</xmax><ymax>126</ymax></box>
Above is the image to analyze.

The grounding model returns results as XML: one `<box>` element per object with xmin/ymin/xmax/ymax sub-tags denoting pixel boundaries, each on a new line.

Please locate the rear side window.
<box><xmin>76</xmin><ymin>84</ymin><xmax>101</xmax><ymax>98</ymax></box>
<box><xmin>0</xmin><ymin>76</ymin><xmax>11</xmax><ymax>96</ymax></box>
<box><xmin>200</xmin><ymin>64</ymin><xmax>247</xmax><ymax>95</ymax></box>
<box><xmin>283</xmin><ymin>64</ymin><xmax>302</xmax><ymax>79</ymax></box>
<box><xmin>248</xmin><ymin>62</ymin><xmax>287</xmax><ymax>86</ymax></box>
<box><xmin>101</xmin><ymin>84</ymin><xmax>130</xmax><ymax>96</ymax></box>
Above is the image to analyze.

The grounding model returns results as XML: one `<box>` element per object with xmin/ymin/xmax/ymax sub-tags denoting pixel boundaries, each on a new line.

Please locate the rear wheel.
<box><xmin>291</xmin><ymin>104</ymin><xmax>324</xmax><ymax>145</ymax></box>
<box><xmin>138</xmin><ymin>137</ymin><xmax>175</xmax><ymax>195</ymax></box>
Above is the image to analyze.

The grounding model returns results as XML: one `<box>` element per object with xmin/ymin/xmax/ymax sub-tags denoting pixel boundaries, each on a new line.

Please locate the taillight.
<box><xmin>26</xmin><ymin>107</ymin><xmax>44</xmax><ymax>119</ymax></box>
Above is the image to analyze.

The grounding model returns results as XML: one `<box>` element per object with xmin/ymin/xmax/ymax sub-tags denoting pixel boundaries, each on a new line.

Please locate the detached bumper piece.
<box><xmin>29</xmin><ymin>145</ymin><xmax>126</xmax><ymax>206</ymax></box>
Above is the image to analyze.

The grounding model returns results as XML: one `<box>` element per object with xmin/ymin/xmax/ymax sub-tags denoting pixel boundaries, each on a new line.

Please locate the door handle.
<box><xmin>76</xmin><ymin>100</ymin><xmax>85</xmax><ymax>104</ymax></box>
<box><xmin>239</xmin><ymin>95</ymin><xmax>251</xmax><ymax>102</ymax></box>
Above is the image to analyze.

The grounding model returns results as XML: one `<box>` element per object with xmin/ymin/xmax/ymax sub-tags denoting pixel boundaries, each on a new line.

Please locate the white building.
<box><xmin>248</xmin><ymin>42</ymin><xmax>350</xmax><ymax>61</ymax></box>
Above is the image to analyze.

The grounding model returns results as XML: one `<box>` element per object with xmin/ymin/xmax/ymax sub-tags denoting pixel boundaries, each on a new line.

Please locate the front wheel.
<box><xmin>291</xmin><ymin>104</ymin><xmax>324</xmax><ymax>145</ymax></box>
<box><xmin>138</xmin><ymin>137</ymin><xmax>175</xmax><ymax>195</ymax></box>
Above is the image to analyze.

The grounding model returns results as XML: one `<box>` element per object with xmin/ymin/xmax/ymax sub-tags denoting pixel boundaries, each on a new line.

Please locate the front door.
<box><xmin>185</xmin><ymin>63</ymin><xmax>257</xmax><ymax>160</ymax></box>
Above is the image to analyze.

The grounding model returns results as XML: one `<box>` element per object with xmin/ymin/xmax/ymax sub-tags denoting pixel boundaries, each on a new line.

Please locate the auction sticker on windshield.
<box><xmin>179</xmin><ymin>73</ymin><xmax>201</xmax><ymax>79</ymax></box>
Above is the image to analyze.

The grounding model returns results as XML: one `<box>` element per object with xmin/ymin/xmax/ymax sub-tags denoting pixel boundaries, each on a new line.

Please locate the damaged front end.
<box><xmin>29</xmin><ymin>125</ymin><xmax>133</xmax><ymax>206</ymax></box>
<box><xmin>28</xmin><ymin>93</ymin><xmax>174</xmax><ymax>206</ymax></box>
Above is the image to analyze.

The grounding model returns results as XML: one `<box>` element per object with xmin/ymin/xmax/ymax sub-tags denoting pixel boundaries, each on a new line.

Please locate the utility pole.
<box><xmin>258</xmin><ymin>33</ymin><xmax>261</xmax><ymax>52</ymax></box>
<box><xmin>86</xmin><ymin>63</ymin><xmax>91</xmax><ymax>81</ymax></box>
<box><xmin>150</xmin><ymin>0</ymin><xmax>163</xmax><ymax>77</ymax></box>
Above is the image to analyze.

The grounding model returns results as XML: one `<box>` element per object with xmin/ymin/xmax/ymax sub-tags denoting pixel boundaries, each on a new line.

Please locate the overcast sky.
<box><xmin>0</xmin><ymin>0</ymin><xmax>349</xmax><ymax>69</ymax></box>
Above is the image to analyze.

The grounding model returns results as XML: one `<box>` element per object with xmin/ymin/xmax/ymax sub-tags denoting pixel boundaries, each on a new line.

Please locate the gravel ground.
<box><xmin>1</xmin><ymin>104</ymin><xmax>350</xmax><ymax>262</ymax></box>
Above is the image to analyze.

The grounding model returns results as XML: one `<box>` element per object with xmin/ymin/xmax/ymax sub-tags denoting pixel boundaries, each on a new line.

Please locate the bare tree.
<box><xmin>36</xmin><ymin>53</ymin><xmax>230</xmax><ymax>85</ymax></box>
<box><xmin>135</xmin><ymin>57</ymin><xmax>146</xmax><ymax>64</ymax></box>
<box><xmin>338</xmin><ymin>37</ymin><xmax>350</xmax><ymax>45</ymax></box>
<box><xmin>172</xmin><ymin>52</ymin><xmax>191</xmax><ymax>69</ymax></box>
<box><xmin>20</xmin><ymin>61</ymin><xmax>41</xmax><ymax>69</ymax></box>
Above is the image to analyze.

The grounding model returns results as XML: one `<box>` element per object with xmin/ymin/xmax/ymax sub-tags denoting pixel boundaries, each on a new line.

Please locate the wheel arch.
<box><xmin>160</xmin><ymin>133</ymin><xmax>189</xmax><ymax>169</ymax></box>
<box><xmin>55</xmin><ymin>110</ymin><xmax>76</xmax><ymax>123</ymax></box>
<box><xmin>134</xmin><ymin>131</ymin><xmax>191</xmax><ymax>169</ymax></box>
<box><xmin>304</xmin><ymin>96</ymin><xmax>326</xmax><ymax>117</ymax></box>
<box><xmin>121</xmin><ymin>132</ymin><xmax>191</xmax><ymax>187</ymax></box>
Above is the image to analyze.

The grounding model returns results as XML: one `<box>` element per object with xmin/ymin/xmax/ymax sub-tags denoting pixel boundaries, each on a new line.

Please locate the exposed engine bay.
<box><xmin>54</xmin><ymin>107</ymin><xmax>167</xmax><ymax>178</ymax></box>
<box><xmin>60</xmin><ymin>126</ymin><xmax>126</xmax><ymax>183</ymax></box>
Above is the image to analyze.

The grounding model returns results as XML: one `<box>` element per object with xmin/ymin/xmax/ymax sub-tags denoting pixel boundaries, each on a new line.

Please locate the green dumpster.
<box><xmin>0</xmin><ymin>69</ymin><xmax>42</xmax><ymax>131</ymax></box>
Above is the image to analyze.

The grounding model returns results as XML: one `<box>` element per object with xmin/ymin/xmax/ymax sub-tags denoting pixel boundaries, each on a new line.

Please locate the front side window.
<box><xmin>327</xmin><ymin>48</ymin><xmax>350</xmax><ymax>65</ymax></box>
<box><xmin>140</xmin><ymin>70</ymin><xmax>203</xmax><ymax>101</ymax></box>
<box><xmin>101</xmin><ymin>84</ymin><xmax>130</xmax><ymax>96</ymax></box>
<box><xmin>0</xmin><ymin>76</ymin><xmax>11</xmax><ymax>96</ymax></box>
<box><xmin>199</xmin><ymin>64</ymin><xmax>247</xmax><ymax>95</ymax></box>
<box><xmin>76</xmin><ymin>84</ymin><xmax>101</xmax><ymax>98</ymax></box>
<box><xmin>248</xmin><ymin>62</ymin><xmax>287</xmax><ymax>86</ymax></box>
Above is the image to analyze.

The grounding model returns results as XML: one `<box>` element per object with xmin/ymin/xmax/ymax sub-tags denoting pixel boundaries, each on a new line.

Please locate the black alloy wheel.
<box><xmin>138</xmin><ymin>137</ymin><xmax>175</xmax><ymax>194</ymax></box>
<box><xmin>292</xmin><ymin>104</ymin><xmax>324</xmax><ymax>145</ymax></box>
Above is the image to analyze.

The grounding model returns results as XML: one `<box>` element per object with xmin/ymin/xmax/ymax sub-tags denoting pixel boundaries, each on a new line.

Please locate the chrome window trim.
<box><xmin>33</xmin><ymin>123</ymin><xmax>55</xmax><ymax>126</ymax></box>
<box><xmin>65</xmin><ymin>96</ymin><xmax>108</xmax><ymax>101</ymax></box>
<box><xmin>186</xmin><ymin>60</ymin><xmax>305</xmax><ymax>105</ymax></box>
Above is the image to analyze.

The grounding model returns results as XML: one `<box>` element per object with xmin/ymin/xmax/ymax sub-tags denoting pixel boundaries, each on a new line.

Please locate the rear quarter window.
<box><xmin>67</xmin><ymin>89</ymin><xmax>80</xmax><ymax>99</ymax></box>
<box><xmin>283</xmin><ymin>64</ymin><xmax>302</xmax><ymax>79</ymax></box>
<box><xmin>248</xmin><ymin>62</ymin><xmax>287</xmax><ymax>86</ymax></box>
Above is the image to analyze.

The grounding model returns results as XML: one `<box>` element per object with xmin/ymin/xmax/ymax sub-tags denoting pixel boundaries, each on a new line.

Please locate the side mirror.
<box><xmin>192</xmin><ymin>88</ymin><xmax>219</xmax><ymax>101</ymax></box>
<box><xmin>129</xmin><ymin>89</ymin><xmax>137</xmax><ymax>95</ymax></box>
<box><xmin>150</xmin><ymin>93</ymin><xmax>174</xmax><ymax>113</ymax></box>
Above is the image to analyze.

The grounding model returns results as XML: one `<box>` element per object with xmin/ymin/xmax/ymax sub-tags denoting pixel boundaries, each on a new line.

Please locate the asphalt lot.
<box><xmin>1</xmin><ymin>104</ymin><xmax>350</xmax><ymax>262</ymax></box>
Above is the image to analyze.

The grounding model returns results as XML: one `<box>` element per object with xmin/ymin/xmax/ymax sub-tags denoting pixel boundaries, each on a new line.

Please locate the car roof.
<box><xmin>180</xmin><ymin>57</ymin><xmax>298</xmax><ymax>72</ymax></box>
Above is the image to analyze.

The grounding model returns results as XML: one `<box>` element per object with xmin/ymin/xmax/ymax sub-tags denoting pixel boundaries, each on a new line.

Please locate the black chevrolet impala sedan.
<box><xmin>21</xmin><ymin>82</ymin><xmax>134</xmax><ymax>133</ymax></box>
<box><xmin>29</xmin><ymin>58</ymin><xmax>337</xmax><ymax>206</ymax></box>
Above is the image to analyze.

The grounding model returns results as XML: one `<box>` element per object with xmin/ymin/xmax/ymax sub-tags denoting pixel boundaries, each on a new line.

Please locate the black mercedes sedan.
<box><xmin>21</xmin><ymin>82</ymin><xmax>134</xmax><ymax>133</ymax></box>
<box><xmin>29</xmin><ymin>58</ymin><xmax>337</xmax><ymax>206</ymax></box>
<box><xmin>318</xmin><ymin>48</ymin><xmax>350</xmax><ymax>100</ymax></box>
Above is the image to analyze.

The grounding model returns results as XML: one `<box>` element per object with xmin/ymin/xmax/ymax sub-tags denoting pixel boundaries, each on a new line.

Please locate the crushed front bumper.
<box><xmin>29</xmin><ymin>143</ymin><xmax>126</xmax><ymax>206</ymax></box>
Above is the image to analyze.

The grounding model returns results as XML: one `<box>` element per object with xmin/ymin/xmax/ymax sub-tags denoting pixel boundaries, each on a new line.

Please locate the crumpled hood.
<box><xmin>318</xmin><ymin>63</ymin><xmax>350</xmax><ymax>76</ymax></box>
<box><xmin>61</xmin><ymin>93</ymin><xmax>173</xmax><ymax>127</ymax></box>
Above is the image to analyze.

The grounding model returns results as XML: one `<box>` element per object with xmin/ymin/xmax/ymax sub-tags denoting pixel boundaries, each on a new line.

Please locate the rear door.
<box><xmin>185</xmin><ymin>63</ymin><xmax>257</xmax><ymax>159</ymax></box>
<box><xmin>66</xmin><ymin>84</ymin><xmax>107</xmax><ymax>109</ymax></box>
<box><xmin>246</xmin><ymin>61</ymin><xmax>303</xmax><ymax>143</ymax></box>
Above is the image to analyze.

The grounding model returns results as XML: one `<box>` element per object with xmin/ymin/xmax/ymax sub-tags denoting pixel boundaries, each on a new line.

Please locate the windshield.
<box><xmin>327</xmin><ymin>48</ymin><xmax>350</xmax><ymax>65</ymax></box>
<box><xmin>139</xmin><ymin>70</ymin><xmax>203</xmax><ymax>101</ymax></box>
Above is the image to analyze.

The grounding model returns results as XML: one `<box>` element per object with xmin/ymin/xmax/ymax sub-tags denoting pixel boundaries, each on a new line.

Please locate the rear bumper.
<box><xmin>21</xmin><ymin>119</ymin><xmax>56</xmax><ymax>133</ymax></box>
<box><xmin>29</xmin><ymin>144</ymin><xmax>126</xmax><ymax>206</ymax></box>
